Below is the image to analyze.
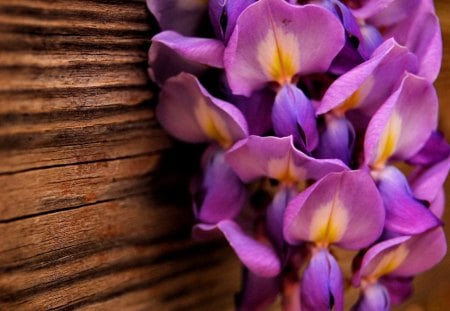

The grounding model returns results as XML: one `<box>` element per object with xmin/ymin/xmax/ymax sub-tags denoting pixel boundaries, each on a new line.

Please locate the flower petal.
<box><xmin>301</xmin><ymin>250</ymin><xmax>344</xmax><ymax>311</ymax></box>
<box><xmin>233</xmin><ymin>88</ymin><xmax>275</xmax><ymax>136</ymax></box>
<box><xmin>236</xmin><ymin>270</ymin><xmax>281</xmax><ymax>311</ymax></box>
<box><xmin>408</xmin><ymin>131</ymin><xmax>450</xmax><ymax>166</ymax></box>
<box><xmin>380</xmin><ymin>276</ymin><xmax>413</xmax><ymax>305</ymax></box>
<box><xmin>374</xmin><ymin>0</ymin><xmax>442</xmax><ymax>81</ymax></box>
<box><xmin>364</xmin><ymin>73</ymin><xmax>438</xmax><ymax>168</ymax></box>
<box><xmin>226</xmin><ymin>135</ymin><xmax>348</xmax><ymax>184</ymax></box>
<box><xmin>193</xmin><ymin>150</ymin><xmax>247</xmax><ymax>224</ymax></box>
<box><xmin>157</xmin><ymin>73</ymin><xmax>248</xmax><ymax>147</ymax></box>
<box><xmin>224</xmin><ymin>0</ymin><xmax>345</xmax><ymax>95</ymax></box>
<box><xmin>152</xmin><ymin>31</ymin><xmax>224</xmax><ymax>68</ymax></box>
<box><xmin>193</xmin><ymin>220</ymin><xmax>282</xmax><ymax>277</ymax></box>
<box><xmin>284</xmin><ymin>170</ymin><xmax>384</xmax><ymax>249</ymax></box>
<box><xmin>217</xmin><ymin>220</ymin><xmax>282</xmax><ymax>277</ymax></box>
<box><xmin>351</xmin><ymin>283</ymin><xmax>390</xmax><ymax>311</ymax></box>
<box><xmin>266</xmin><ymin>188</ymin><xmax>297</xmax><ymax>250</ymax></box>
<box><xmin>406</xmin><ymin>12</ymin><xmax>442</xmax><ymax>81</ymax></box>
<box><xmin>351</xmin><ymin>0</ymin><xmax>396</xmax><ymax>20</ymax></box>
<box><xmin>356</xmin><ymin>227</ymin><xmax>446</xmax><ymax>281</ymax></box>
<box><xmin>209</xmin><ymin>0</ymin><xmax>255</xmax><ymax>42</ymax></box>
<box><xmin>315</xmin><ymin>114</ymin><xmax>355</xmax><ymax>166</ymax></box>
<box><xmin>365</xmin><ymin>0</ymin><xmax>420</xmax><ymax>26</ymax></box>
<box><xmin>272</xmin><ymin>84</ymin><xmax>318</xmax><ymax>152</ymax></box>
<box><xmin>149</xmin><ymin>31</ymin><xmax>225</xmax><ymax>85</ymax></box>
<box><xmin>318</xmin><ymin>38</ymin><xmax>417</xmax><ymax>116</ymax></box>
<box><xmin>147</xmin><ymin>0</ymin><xmax>208</xmax><ymax>36</ymax></box>
<box><xmin>409</xmin><ymin>157</ymin><xmax>450</xmax><ymax>207</ymax></box>
<box><xmin>358</xmin><ymin>24</ymin><xmax>384</xmax><ymax>60</ymax></box>
<box><xmin>376</xmin><ymin>166</ymin><xmax>441</xmax><ymax>235</ymax></box>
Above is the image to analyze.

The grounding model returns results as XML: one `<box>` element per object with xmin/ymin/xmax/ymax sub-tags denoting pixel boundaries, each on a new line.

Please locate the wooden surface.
<box><xmin>0</xmin><ymin>0</ymin><xmax>448</xmax><ymax>310</ymax></box>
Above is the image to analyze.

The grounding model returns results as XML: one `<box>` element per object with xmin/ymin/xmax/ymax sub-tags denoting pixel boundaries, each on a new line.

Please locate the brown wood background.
<box><xmin>0</xmin><ymin>0</ymin><xmax>448</xmax><ymax>310</ymax></box>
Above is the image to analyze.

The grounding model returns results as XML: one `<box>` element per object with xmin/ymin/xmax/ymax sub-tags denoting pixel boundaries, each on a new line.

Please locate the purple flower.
<box><xmin>156</xmin><ymin>72</ymin><xmax>248</xmax><ymax>148</ymax></box>
<box><xmin>364</xmin><ymin>73</ymin><xmax>438</xmax><ymax>169</ymax></box>
<box><xmin>226</xmin><ymin>135</ymin><xmax>348</xmax><ymax>186</ymax></box>
<box><xmin>284</xmin><ymin>170</ymin><xmax>385</xmax><ymax>310</ymax></box>
<box><xmin>145</xmin><ymin>0</ymin><xmax>448</xmax><ymax>309</ymax></box>
<box><xmin>224</xmin><ymin>0</ymin><xmax>345</xmax><ymax>96</ymax></box>
<box><xmin>352</xmin><ymin>227</ymin><xmax>446</xmax><ymax>308</ymax></box>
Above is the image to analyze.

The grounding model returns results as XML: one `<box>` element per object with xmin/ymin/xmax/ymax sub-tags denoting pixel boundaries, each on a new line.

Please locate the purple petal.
<box><xmin>408</xmin><ymin>131</ymin><xmax>450</xmax><ymax>165</ymax></box>
<box><xmin>193</xmin><ymin>150</ymin><xmax>247</xmax><ymax>224</ymax></box>
<box><xmin>352</xmin><ymin>235</ymin><xmax>409</xmax><ymax>286</ymax></box>
<box><xmin>356</xmin><ymin>227</ymin><xmax>446</xmax><ymax>281</ymax></box>
<box><xmin>351</xmin><ymin>283</ymin><xmax>390</xmax><ymax>311</ymax></box>
<box><xmin>358</xmin><ymin>24</ymin><xmax>384</xmax><ymax>59</ymax></box>
<box><xmin>428</xmin><ymin>189</ymin><xmax>445</xmax><ymax>219</ymax></box>
<box><xmin>406</xmin><ymin>12</ymin><xmax>442</xmax><ymax>81</ymax></box>
<box><xmin>351</xmin><ymin>0</ymin><xmax>396</xmax><ymax>20</ymax></box>
<box><xmin>318</xmin><ymin>38</ymin><xmax>417</xmax><ymax>116</ymax></box>
<box><xmin>376</xmin><ymin>166</ymin><xmax>441</xmax><ymax>235</ymax></box>
<box><xmin>217</xmin><ymin>220</ymin><xmax>282</xmax><ymax>277</ymax></box>
<box><xmin>315</xmin><ymin>114</ymin><xmax>355</xmax><ymax>165</ymax></box>
<box><xmin>147</xmin><ymin>0</ymin><xmax>208</xmax><ymax>36</ymax></box>
<box><xmin>284</xmin><ymin>170</ymin><xmax>384</xmax><ymax>249</ymax></box>
<box><xmin>364</xmin><ymin>73</ymin><xmax>438</xmax><ymax>168</ymax></box>
<box><xmin>151</xmin><ymin>31</ymin><xmax>224</xmax><ymax>68</ymax></box>
<box><xmin>149</xmin><ymin>31</ymin><xmax>225</xmax><ymax>85</ymax></box>
<box><xmin>148</xmin><ymin>40</ymin><xmax>208</xmax><ymax>86</ymax></box>
<box><xmin>236</xmin><ymin>270</ymin><xmax>281</xmax><ymax>311</ymax></box>
<box><xmin>273</xmin><ymin>84</ymin><xmax>318</xmax><ymax>152</ymax></box>
<box><xmin>224</xmin><ymin>0</ymin><xmax>345</xmax><ymax>96</ymax></box>
<box><xmin>301</xmin><ymin>250</ymin><xmax>344</xmax><ymax>311</ymax></box>
<box><xmin>334</xmin><ymin>1</ymin><xmax>362</xmax><ymax>39</ymax></box>
<box><xmin>329</xmin><ymin>43</ymin><xmax>364</xmax><ymax>75</ymax></box>
<box><xmin>375</xmin><ymin>0</ymin><xmax>441</xmax><ymax>81</ymax></box>
<box><xmin>233</xmin><ymin>88</ymin><xmax>275</xmax><ymax>136</ymax></box>
<box><xmin>226</xmin><ymin>135</ymin><xmax>348</xmax><ymax>184</ymax></box>
<box><xmin>209</xmin><ymin>0</ymin><xmax>255</xmax><ymax>42</ymax></box>
<box><xmin>380</xmin><ymin>276</ymin><xmax>413</xmax><ymax>305</ymax></box>
<box><xmin>156</xmin><ymin>73</ymin><xmax>248</xmax><ymax>147</ymax></box>
<box><xmin>364</xmin><ymin>0</ymin><xmax>420</xmax><ymax>25</ymax></box>
<box><xmin>266</xmin><ymin>188</ymin><xmax>297</xmax><ymax>251</ymax></box>
<box><xmin>392</xmin><ymin>227</ymin><xmax>447</xmax><ymax>277</ymax></box>
<box><xmin>409</xmin><ymin>157</ymin><xmax>450</xmax><ymax>208</ymax></box>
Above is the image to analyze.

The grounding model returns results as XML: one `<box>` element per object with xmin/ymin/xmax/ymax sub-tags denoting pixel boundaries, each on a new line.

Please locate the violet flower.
<box><xmin>352</xmin><ymin>227</ymin><xmax>447</xmax><ymax>309</ymax></box>
<box><xmin>146</xmin><ymin>0</ymin><xmax>448</xmax><ymax>309</ymax></box>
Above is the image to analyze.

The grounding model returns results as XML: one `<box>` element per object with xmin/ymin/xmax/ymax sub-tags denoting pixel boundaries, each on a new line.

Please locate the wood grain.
<box><xmin>0</xmin><ymin>0</ymin><xmax>448</xmax><ymax>310</ymax></box>
<box><xmin>0</xmin><ymin>1</ymin><xmax>240</xmax><ymax>310</ymax></box>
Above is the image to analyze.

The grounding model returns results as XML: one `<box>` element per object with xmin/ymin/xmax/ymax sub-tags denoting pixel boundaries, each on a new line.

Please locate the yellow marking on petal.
<box><xmin>372</xmin><ymin>111</ymin><xmax>402</xmax><ymax>169</ymax></box>
<box><xmin>333</xmin><ymin>76</ymin><xmax>375</xmax><ymax>116</ymax></box>
<box><xmin>267</xmin><ymin>151</ymin><xmax>305</xmax><ymax>186</ymax></box>
<box><xmin>310</xmin><ymin>194</ymin><xmax>349</xmax><ymax>247</ymax></box>
<box><xmin>257</xmin><ymin>30</ymin><xmax>300</xmax><ymax>86</ymax></box>
<box><xmin>368</xmin><ymin>245</ymin><xmax>409</xmax><ymax>281</ymax></box>
<box><xmin>334</xmin><ymin>90</ymin><xmax>361</xmax><ymax>116</ymax></box>
<box><xmin>194</xmin><ymin>99</ymin><xmax>232</xmax><ymax>148</ymax></box>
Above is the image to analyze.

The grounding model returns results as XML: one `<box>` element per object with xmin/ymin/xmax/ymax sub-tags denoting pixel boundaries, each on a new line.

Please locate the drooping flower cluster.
<box><xmin>146</xmin><ymin>0</ymin><xmax>449</xmax><ymax>310</ymax></box>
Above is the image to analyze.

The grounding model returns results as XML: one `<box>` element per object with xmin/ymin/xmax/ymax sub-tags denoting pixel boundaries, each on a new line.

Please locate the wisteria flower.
<box><xmin>146</xmin><ymin>0</ymin><xmax>448</xmax><ymax>309</ymax></box>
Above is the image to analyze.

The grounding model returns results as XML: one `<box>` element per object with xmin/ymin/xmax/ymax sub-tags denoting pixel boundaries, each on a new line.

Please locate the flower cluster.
<box><xmin>146</xmin><ymin>0</ymin><xmax>449</xmax><ymax>310</ymax></box>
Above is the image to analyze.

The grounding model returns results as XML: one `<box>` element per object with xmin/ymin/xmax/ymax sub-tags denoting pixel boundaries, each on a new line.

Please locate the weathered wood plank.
<box><xmin>0</xmin><ymin>0</ymin><xmax>240</xmax><ymax>310</ymax></box>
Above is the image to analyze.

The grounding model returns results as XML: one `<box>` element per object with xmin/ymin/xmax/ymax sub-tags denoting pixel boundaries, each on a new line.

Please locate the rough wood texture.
<box><xmin>0</xmin><ymin>0</ymin><xmax>448</xmax><ymax>310</ymax></box>
<box><xmin>0</xmin><ymin>1</ymin><xmax>240</xmax><ymax>310</ymax></box>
